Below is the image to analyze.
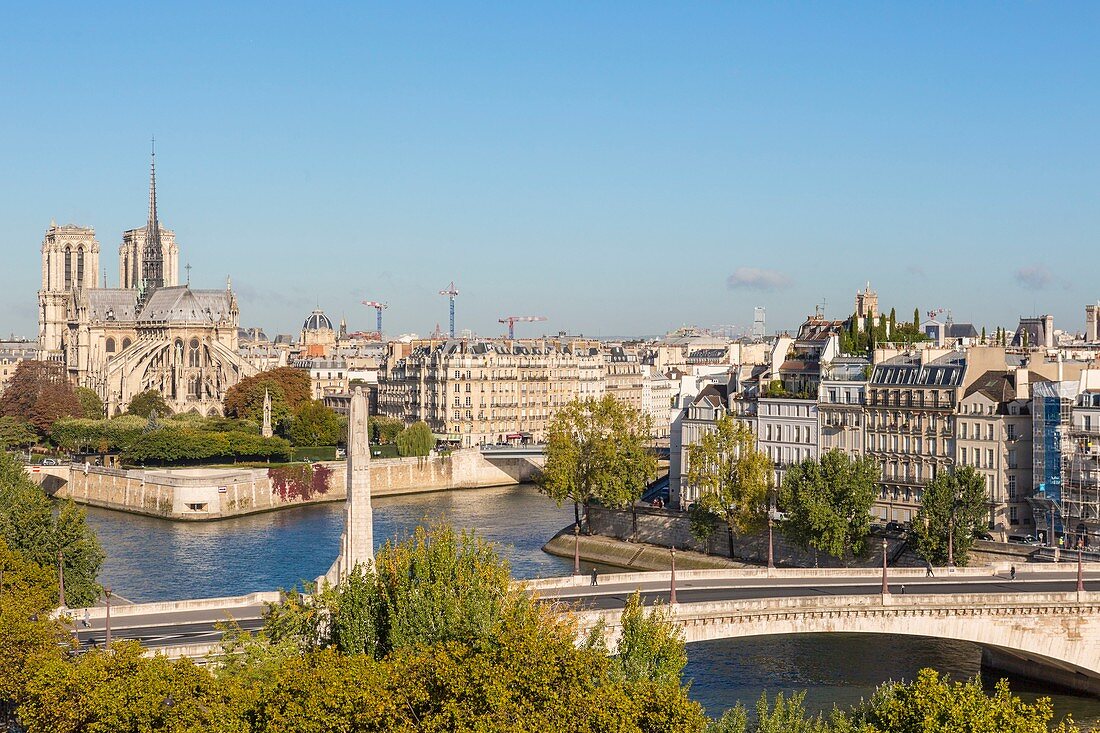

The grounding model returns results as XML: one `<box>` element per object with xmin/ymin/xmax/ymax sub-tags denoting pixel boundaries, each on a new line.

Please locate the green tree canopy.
<box><xmin>286</xmin><ymin>400</ymin><xmax>342</xmax><ymax>447</ymax></box>
<box><xmin>368</xmin><ymin>415</ymin><xmax>404</xmax><ymax>444</ymax></box>
<box><xmin>0</xmin><ymin>453</ymin><xmax>103</xmax><ymax>606</ymax></box>
<box><xmin>540</xmin><ymin>395</ymin><xmax>656</xmax><ymax>530</ymax></box>
<box><xmin>686</xmin><ymin>414</ymin><xmax>772</xmax><ymax>558</ymax></box>
<box><xmin>124</xmin><ymin>389</ymin><xmax>172</xmax><ymax>418</ymax></box>
<box><xmin>0</xmin><ymin>416</ymin><xmax>37</xmax><ymax>450</ymax></box>
<box><xmin>911</xmin><ymin>465</ymin><xmax>989</xmax><ymax>566</ymax></box>
<box><xmin>223</xmin><ymin>367</ymin><xmax>311</xmax><ymax>426</ymax></box>
<box><xmin>0</xmin><ymin>361</ymin><xmax>81</xmax><ymax>435</ymax></box>
<box><xmin>74</xmin><ymin>387</ymin><xmax>103</xmax><ymax>420</ymax></box>
<box><xmin>395</xmin><ymin>420</ymin><xmax>435</xmax><ymax>457</ymax></box>
<box><xmin>779</xmin><ymin>450</ymin><xmax>879</xmax><ymax>560</ymax></box>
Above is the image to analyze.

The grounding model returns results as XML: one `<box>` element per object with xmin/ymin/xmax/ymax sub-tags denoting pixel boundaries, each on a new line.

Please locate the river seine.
<box><xmin>83</xmin><ymin>484</ymin><xmax>1100</xmax><ymax>725</ymax></box>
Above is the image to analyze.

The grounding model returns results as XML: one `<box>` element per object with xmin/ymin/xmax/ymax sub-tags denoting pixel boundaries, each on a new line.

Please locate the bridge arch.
<box><xmin>575</xmin><ymin>593</ymin><xmax>1100</xmax><ymax>697</ymax></box>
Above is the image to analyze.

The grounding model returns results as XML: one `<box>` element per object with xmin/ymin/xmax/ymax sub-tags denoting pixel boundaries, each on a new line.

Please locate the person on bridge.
<box><xmin>1010</xmin><ymin>565</ymin><xmax>1016</xmax><ymax>581</ymax></box>
<box><xmin>591</xmin><ymin>568</ymin><xmax>599</xmax><ymax>586</ymax></box>
<box><xmin>925</xmin><ymin>560</ymin><xmax>935</xmax><ymax>578</ymax></box>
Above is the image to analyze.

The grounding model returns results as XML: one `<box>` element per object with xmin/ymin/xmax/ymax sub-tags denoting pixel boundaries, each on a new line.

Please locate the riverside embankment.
<box><xmin>28</xmin><ymin>448</ymin><xmax>543</xmax><ymax>521</ymax></box>
<box><xmin>544</xmin><ymin>504</ymin><xmax>1038</xmax><ymax>570</ymax></box>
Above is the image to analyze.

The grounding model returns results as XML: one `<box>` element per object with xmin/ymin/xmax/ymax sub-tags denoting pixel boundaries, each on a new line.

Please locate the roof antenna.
<box><xmin>185</xmin><ymin>263</ymin><xmax>192</xmax><ymax>286</ymax></box>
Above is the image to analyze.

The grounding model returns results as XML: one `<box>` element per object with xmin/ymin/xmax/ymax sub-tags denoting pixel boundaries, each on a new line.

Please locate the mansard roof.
<box><xmin>871</xmin><ymin>353</ymin><xmax>966</xmax><ymax>388</ymax></box>
<box><xmin>137</xmin><ymin>286</ymin><xmax>234</xmax><ymax>324</ymax></box>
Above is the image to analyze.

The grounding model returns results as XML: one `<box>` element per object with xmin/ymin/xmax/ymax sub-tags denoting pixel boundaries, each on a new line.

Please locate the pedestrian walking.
<box><xmin>925</xmin><ymin>560</ymin><xmax>935</xmax><ymax>578</ymax></box>
<box><xmin>82</xmin><ymin>609</ymin><xmax>91</xmax><ymax>628</ymax></box>
<box><xmin>1010</xmin><ymin>565</ymin><xmax>1016</xmax><ymax>581</ymax></box>
<box><xmin>590</xmin><ymin>568</ymin><xmax>598</xmax><ymax>586</ymax></box>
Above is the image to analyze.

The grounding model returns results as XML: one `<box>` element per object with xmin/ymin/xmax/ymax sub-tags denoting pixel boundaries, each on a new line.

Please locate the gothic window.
<box><xmin>76</xmin><ymin>248</ymin><xmax>85</xmax><ymax>288</ymax></box>
<box><xmin>188</xmin><ymin>338</ymin><xmax>200</xmax><ymax>367</ymax></box>
<box><xmin>105</xmin><ymin>338</ymin><xmax>116</xmax><ymax>354</ymax></box>
<box><xmin>64</xmin><ymin>246</ymin><xmax>72</xmax><ymax>289</ymax></box>
<box><xmin>122</xmin><ymin>337</ymin><xmax>132</xmax><ymax>349</ymax></box>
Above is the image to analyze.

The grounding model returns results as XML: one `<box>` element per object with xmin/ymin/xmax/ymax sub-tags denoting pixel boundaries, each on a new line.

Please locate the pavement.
<box><xmin>65</xmin><ymin>568</ymin><xmax>1095</xmax><ymax>651</ymax></box>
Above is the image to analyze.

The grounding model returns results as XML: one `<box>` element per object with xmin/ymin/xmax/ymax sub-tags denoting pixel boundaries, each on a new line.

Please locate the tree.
<box><xmin>368</xmin><ymin>415</ymin><xmax>404</xmax><ymax>444</ymax></box>
<box><xmin>686</xmin><ymin>414</ymin><xmax>772</xmax><ymax>558</ymax></box>
<box><xmin>845</xmin><ymin>668</ymin><xmax>1080</xmax><ymax>733</ymax></box>
<box><xmin>395</xmin><ymin>420</ymin><xmax>435</xmax><ymax>457</ymax></box>
<box><xmin>0</xmin><ymin>361</ymin><xmax>81</xmax><ymax>435</ymax></box>
<box><xmin>888</xmin><ymin>307</ymin><xmax>896</xmax><ymax>331</ymax></box>
<box><xmin>540</xmin><ymin>395</ymin><xmax>656</xmax><ymax>530</ymax></box>
<box><xmin>0</xmin><ymin>417</ymin><xmax>37</xmax><ymax>450</ymax></box>
<box><xmin>911</xmin><ymin>465</ymin><xmax>988</xmax><ymax>566</ymax></box>
<box><xmin>125</xmin><ymin>389</ymin><xmax>172</xmax><ymax>418</ymax></box>
<box><xmin>981</xmin><ymin>325</ymin><xmax>987</xmax><ymax>343</ymax></box>
<box><xmin>913</xmin><ymin>307</ymin><xmax>920</xmax><ymax>327</ymax></box>
<box><xmin>223</xmin><ymin>368</ymin><xmax>311</xmax><ymax>425</ymax></box>
<box><xmin>286</xmin><ymin>400</ymin><xmax>342</xmax><ymax>446</ymax></box>
<box><xmin>74</xmin><ymin>387</ymin><xmax>103</xmax><ymax>420</ymax></box>
<box><xmin>608</xmin><ymin>592</ymin><xmax>687</xmax><ymax>686</ymax></box>
<box><xmin>780</xmin><ymin>450</ymin><xmax>879</xmax><ymax>560</ymax></box>
<box><xmin>0</xmin><ymin>452</ymin><xmax>103</xmax><ymax>606</ymax></box>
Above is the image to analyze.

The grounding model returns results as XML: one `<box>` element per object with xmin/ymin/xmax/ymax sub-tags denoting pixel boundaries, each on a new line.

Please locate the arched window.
<box><xmin>188</xmin><ymin>338</ymin><xmax>200</xmax><ymax>367</ymax></box>
<box><xmin>189</xmin><ymin>376</ymin><xmax>200</xmax><ymax>398</ymax></box>
<box><xmin>122</xmin><ymin>337</ymin><xmax>132</xmax><ymax>350</ymax></box>
<box><xmin>105</xmin><ymin>338</ymin><xmax>116</xmax><ymax>354</ymax></box>
<box><xmin>76</xmin><ymin>248</ymin><xmax>85</xmax><ymax>288</ymax></box>
<box><xmin>64</xmin><ymin>246</ymin><xmax>72</xmax><ymax>289</ymax></box>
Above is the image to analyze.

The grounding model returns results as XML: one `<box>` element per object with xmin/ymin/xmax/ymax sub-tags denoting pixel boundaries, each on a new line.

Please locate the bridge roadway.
<box><xmin>67</xmin><ymin>566</ymin><xmax>1094</xmax><ymax>652</ymax></box>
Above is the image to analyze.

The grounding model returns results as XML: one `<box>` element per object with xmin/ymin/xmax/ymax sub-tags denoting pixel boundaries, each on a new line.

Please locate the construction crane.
<box><xmin>361</xmin><ymin>300</ymin><xmax>388</xmax><ymax>334</ymax></box>
<box><xmin>439</xmin><ymin>281</ymin><xmax>459</xmax><ymax>338</ymax></box>
<box><xmin>499</xmin><ymin>315</ymin><xmax>547</xmax><ymax>339</ymax></box>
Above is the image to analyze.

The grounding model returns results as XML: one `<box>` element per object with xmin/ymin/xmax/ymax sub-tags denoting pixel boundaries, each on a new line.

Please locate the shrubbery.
<box><xmin>122</xmin><ymin>427</ymin><xmax>291</xmax><ymax>465</ymax></box>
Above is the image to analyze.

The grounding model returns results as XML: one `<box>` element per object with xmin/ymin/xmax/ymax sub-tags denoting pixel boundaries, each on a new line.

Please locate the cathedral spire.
<box><xmin>140</xmin><ymin>138</ymin><xmax>165</xmax><ymax>299</ymax></box>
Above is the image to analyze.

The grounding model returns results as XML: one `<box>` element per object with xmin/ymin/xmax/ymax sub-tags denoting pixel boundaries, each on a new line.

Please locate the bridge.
<box><xmin>66</xmin><ymin>564</ymin><xmax>1100</xmax><ymax>696</ymax></box>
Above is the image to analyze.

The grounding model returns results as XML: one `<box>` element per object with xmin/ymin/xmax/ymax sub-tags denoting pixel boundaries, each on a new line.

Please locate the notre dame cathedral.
<box><xmin>37</xmin><ymin>148</ymin><xmax>257</xmax><ymax>416</ymax></box>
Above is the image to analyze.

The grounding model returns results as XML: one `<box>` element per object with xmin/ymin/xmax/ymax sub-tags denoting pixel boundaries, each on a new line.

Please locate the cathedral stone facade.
<box><xmin>37</xmin><ymin>150</ymin><xmax>256</xmax><ymax>416</ymax></box>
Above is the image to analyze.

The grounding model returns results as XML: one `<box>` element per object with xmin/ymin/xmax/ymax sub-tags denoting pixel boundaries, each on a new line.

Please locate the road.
<box><xmin>69</xmin><ymin>569</ymin><xmax>1094</xmax><ymax>651</ymax></box>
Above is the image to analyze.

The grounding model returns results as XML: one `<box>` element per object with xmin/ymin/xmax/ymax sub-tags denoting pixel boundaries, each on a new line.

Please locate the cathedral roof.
<box><xmin>137</xmin><ymin>286</ymin><xmax>234</xmax><ymax>324</ymax></box>
<box><xmin>87</xmin><ymin>289</ymin><xmax>139</xmax><ymax>322</ymax></box>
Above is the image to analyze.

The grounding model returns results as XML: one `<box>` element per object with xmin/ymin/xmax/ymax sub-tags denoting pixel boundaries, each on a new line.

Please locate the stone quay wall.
<box><xmin>587</xmin><ymin>505</ymin><xmax>911</xmax><ymax>569</ymax></box>
<box><xmin>31</xmin><ymin>449</ymin><xmax>543</xmax><ymax>521</ymax></box>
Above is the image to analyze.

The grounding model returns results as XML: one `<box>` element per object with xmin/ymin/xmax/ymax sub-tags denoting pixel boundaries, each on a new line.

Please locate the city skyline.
<box><xmin>2</xmin><ymin>3</ymin><xmax>1097</xmax><ymax>339</ymax></box>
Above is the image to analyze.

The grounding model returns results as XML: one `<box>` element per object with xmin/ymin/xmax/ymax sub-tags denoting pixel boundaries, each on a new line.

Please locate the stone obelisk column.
<box><xmin>324</xmin><ymin>386</ymin><xmax>373</xmax><ymax>585</ymax></box>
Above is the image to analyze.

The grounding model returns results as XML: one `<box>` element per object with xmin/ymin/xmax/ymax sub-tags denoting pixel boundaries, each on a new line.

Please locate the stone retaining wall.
<box><xmin>33</xmin><ymin>449</ymin><xmax>544</xmax><ymax>521</ymax></box>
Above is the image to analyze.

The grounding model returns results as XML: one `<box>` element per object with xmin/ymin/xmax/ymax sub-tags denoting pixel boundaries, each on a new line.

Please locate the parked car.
<box><xmin>975</xmin><ymin>532</ymin><xmax>995</xmax><ymax>541</ymax></box>
<box><xmin>885</xmin><ymin>521</ymin><xmax>905</xmax><ymax>535</ymax></box>
<box><xmin>1007</xmin><ymin>534</ymin><xmax>1038</xmax><ymax>545</ymax></box>
<box><xmin>41</xmin><ymin>458</ymin><xmax>59</xmax><ymax>466</ymax></box>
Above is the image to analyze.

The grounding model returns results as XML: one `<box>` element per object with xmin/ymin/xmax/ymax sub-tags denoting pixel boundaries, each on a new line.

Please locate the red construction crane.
<box><xmin>361</xmin><ymin>300</ymin><xmax>388</xmax><ymax>334</ymax></box>
<box><xmin>499</xmin><ymin>315</ymin><xmax>547</xmax><ymax>339</ymax></box>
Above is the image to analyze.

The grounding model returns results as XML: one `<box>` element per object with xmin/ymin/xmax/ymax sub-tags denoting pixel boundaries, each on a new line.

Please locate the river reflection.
<box><xmin>82</xmin><ymin>485</ymin><xmax>1100</xmax><ymax>726</ymax></box>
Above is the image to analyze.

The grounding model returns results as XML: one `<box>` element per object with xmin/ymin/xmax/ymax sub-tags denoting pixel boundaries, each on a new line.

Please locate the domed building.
<box><xmin>300</xmin><ymin>308</ymin><xmax>336</xmax><ymax>356</ymax></box>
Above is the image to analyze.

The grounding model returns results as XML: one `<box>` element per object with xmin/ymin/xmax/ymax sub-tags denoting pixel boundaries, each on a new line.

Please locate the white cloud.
<box><xmin>726</xmin><ymin>267</ymin><xmax>792</xmax><ymax>291</ymax></box>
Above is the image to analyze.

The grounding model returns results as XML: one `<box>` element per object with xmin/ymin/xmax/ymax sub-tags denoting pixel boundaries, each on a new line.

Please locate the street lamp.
<box><xmin>767</xmin><ymin>489</ymin><xmax>776</xmax><ymax>570</ymax></box>
<box><xmin>669</xmin><ymin>546</ymin><xmax>678</xmax><ymax>604</ymax></box>
<box><xmin>573</xmin><ymin>523</ymin><xmax>581</xmax><ymax>576</ymax></box>
<box><xmin>104</xmin><ymin>586</ymin><xmax>112</xmax><ymax>648</ymax></box>
<box><xmin>881</xmin><ymin>538</ymin><xmax>890</xmax><ymax>595</ymax></box>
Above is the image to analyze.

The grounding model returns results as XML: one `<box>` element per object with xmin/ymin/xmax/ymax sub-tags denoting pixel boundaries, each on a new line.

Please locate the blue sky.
<box><xmin>1</xmin><ymin>3</ymin><xmax>1097</xmax><ymax>339</ymax></box>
